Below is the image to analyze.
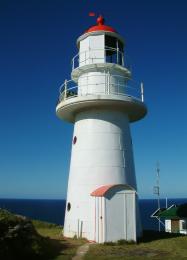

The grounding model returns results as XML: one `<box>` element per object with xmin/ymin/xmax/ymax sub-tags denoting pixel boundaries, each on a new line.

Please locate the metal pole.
<box><xmin>64</xmin><ymin>80</ymin><xmax>67</xmax><ymax>100</ymax></box>
<box><xmin>77</xmin><ymin>219</ymin><xmax>80</xmax><ymax>238</ymax></box>
<box><xmin>116</xmin><ymin>40</ymin><xmax>119</xmax><ymax>64</ymax></box>
<box><xmin>156</xmin><ymin>162</ymin><xmax>161</xmax><ymax>232</ymax></box>
<box><xmin>72</xmin><ymin>57</ymin><xmax>74</xmax><ymax>70</ymax></box>
<box><xmin>141</xmin><ymin>82</ymin><xmax>144</xmax><ymax>102</ymax></box>
<box><xmin>107</xmin><ymin>71</ymin><xmax>110</xmax><ymax>94</ymax></box>
<box><xmin>166</xmin><ymin>197</ymin><xmax>168</xmax><ymax>209</ymax></box>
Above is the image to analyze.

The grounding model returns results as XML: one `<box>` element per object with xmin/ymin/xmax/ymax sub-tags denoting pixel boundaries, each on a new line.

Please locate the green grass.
<box><xmin>0</xmin><ymin>209</ymin><xmax>86</xmax><ymax>260</ymax></box>
<box><xmin>32</xmin><ymin>219</ymin><xmax>63</xmax><ymax>238</ymax></box>
<box><xmin>2</xmin><ymin>210</ymin><xmax>187</xmax><ymax>260</ymax></box>
<box><xmin>32</xmin><ymin>219</ymin><xmax>86</xmax><ymax>260</ymax></box>
<box><xmin>85</xmin><ymin>231</ymin><xmax>187</xmax><ymax>260</ymax></box>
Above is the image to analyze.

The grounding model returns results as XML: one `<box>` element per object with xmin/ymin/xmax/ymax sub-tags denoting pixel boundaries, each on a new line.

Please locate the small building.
<box><xmin>151</xmin><ymin>204</ymin><xmax>187</xmax><ymax>235</ymax></box>
<box><xmin>90</xmin><ymin>184</ymin><xmax>138</xmax><ymax>243</ymax></box>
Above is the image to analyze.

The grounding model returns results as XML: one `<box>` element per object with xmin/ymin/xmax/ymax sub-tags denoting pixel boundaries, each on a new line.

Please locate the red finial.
<box><xmin>97</xmin><ymin>15</ymin><xmax>105</xmax><ymax>25</ymax></box>
<box><xmin>85</xmin><ymin>14</ymin><xmax>116</xmax><ymax>33</ymax></box>
<box><xmin>89</xmin><ymin>12</ymin><xmax>95</xmax><ymax>17</ymax></box>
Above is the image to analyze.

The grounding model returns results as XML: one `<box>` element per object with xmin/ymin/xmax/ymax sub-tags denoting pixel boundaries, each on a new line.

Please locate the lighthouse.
<box><xmin>56</xmin><ymin>16</ymin><xmax>147</xmax><ymax>243</ymax></box>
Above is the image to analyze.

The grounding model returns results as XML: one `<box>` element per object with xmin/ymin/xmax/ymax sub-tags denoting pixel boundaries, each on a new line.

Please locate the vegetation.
<box><xmin>0</xmin><ymin>209</ymin><xmax>85</xmax><ymax>260</ymax></box>
<box><xmin>32</xmin><ymin>219</ymin><xmax>86</xmax><ymax>260</ymax></box>
<box><xmin>85</xmin><ymin>230</ymin><xmax>187</xmax><ymax>260</ymax></box>
<box><xmin>1</xmin><ymin>209</ymin><xmax>187</xmax><ymax>259</ymax></box>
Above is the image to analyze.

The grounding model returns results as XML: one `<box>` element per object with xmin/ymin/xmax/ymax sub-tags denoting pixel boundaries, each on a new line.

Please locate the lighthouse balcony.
<box><xmin>57</xmin><ymin>74</ymin><xmax>144</xmax><ymax>104</ymax></box>
<box><xmin>71</xmin><ymin>47</ymin><xmax>131</xmax><ymax>79</ymax></box>
<box><xmin>56</xmin><ymin>73</ymin><xmax>147</xmax><ymax>123</ymax></box>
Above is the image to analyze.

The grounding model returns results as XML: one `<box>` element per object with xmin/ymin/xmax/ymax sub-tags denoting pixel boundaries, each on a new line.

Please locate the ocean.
<box><xmin>0</xmin><ymin>198</ymin><xmax>187</xmax><ymax>231</ymax></box>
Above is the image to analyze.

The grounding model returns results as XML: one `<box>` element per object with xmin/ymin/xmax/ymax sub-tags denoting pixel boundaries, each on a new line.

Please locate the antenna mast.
<box><xmin>153</xmin><ymin>162</ymin><xmax>161</xmax><ymax>231</ymax></box>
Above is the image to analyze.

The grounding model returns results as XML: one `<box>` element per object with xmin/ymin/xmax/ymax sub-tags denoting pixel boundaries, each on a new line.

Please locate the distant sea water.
<box><xmin>0</xmin><ymin>198</ymin><xmax>187</xmax><ymax>231</ymax></box>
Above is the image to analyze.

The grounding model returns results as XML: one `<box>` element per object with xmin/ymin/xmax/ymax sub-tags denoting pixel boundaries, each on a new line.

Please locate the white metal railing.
<box><xmin>57</xmin><ymin>74</ymin><xmax>144</xmax><ymax>104</ymax></box>
<box><xmin>72</xmin><ymin>47</ymin><xmax>131</xmax><ymax>71</ymax></box>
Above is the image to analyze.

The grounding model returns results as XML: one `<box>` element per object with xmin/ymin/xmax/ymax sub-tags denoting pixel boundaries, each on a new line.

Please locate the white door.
<box><xmin>105</xmin><ymin>191</ymin><xmax>136</xmax><ymax>242</ymax></box>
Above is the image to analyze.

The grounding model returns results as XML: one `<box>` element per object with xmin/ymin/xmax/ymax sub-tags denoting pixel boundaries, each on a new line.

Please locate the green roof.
<box><xmin>159</xmin><ymin>203</ymin><xmax>187</xmax><ymax>219</ymax></box>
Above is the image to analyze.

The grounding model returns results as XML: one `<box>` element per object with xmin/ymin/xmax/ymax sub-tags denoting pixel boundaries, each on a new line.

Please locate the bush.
<box><xmin>118</xmin><ymin>239</ymin><xmax>136</xmax><ymax>245</ymax></box>
<box><xmin>103</xmin><ymin>241</ymin><xmax>116</xmax><ymax>246</ymax></box>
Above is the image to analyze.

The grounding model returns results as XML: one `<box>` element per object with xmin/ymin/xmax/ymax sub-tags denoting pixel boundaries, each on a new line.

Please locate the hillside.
<box><xmin>1</xmin><ymin>208</ymin><xmax>187</xmax><ymax>259</ymax></box>
<box><xmin>85</xmin><ymin>230</ymin><xmax>187</xmax><ymax>260</ymax></box>
<box><xmin>0</xmin><ymin>208</ymin><xmax>84</xmax><ymax>259</ymax></box>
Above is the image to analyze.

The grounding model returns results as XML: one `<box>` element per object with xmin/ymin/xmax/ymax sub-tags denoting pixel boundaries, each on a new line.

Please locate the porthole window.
<box><xmin>73</xmin><ymin>136</ymin><xmax>77</xmax><ymax>144</ymax></box>
<box><xmin>67</xmin><ymin>202</ymin><xmax>71</xmax><ymax>211</ymax></box>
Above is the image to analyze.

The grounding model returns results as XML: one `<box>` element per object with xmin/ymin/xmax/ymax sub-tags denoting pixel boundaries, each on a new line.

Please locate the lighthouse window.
<box><xmin>73</xmin><ymin>136</ymin><xmax>77</xmax><ymax>144</ymax></box>
<box><xmin>105</xmin><ymin>35</ymin><xmax>124</xmax><ymax>65</ymax></box>
<box><xmin>67</xmin><ymin>202</ymin><xmax>71</xmax><ymax>211</ymax></box>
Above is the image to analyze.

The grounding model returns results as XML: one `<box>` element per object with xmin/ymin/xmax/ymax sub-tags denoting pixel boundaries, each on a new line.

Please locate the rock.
<box><xmin>0</xmin><ymin>209</ymin><xmax>51</xmax><ymax>259</ymax></box>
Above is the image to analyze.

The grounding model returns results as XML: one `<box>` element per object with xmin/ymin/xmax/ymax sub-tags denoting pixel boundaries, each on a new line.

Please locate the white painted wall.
<box><xmin>78</xmin><ymin>72</ymin><xmax>106</xmax><ymax>95</ymax></box>
<box><xmin>89</xmin><ymin>35</ymin><xmax>105</xmax><ymax>64</ymax></box>
<box><xmin>63</xmin><ymin>109</ymin><xmax>141</xmax><ymax>241</ymax></box>
<box><xmin>77</xmin><ymin>71</ymin><xmax>127</xmax><ymax>96</ymax></box>
<box><xmin>79</xmin><ymin>37</ymin><xmax>89</xmax><ymax>66</ymax></box>
<box><xmin>165</xmin><ymin>219</ymin><xmax>171</xmax><ymax>232</ymax></box>
<box><xmin>79</xmin><ymin>35</ymin><xmax>105</xmax><ymax>67</ymax></box>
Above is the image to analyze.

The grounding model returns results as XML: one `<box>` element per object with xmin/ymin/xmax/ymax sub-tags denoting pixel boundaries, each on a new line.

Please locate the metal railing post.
<box><xmin>107</xmin><ymin>71</ymin><xmax>110</xmax><ymax>94</ymax></box>
<box><xmin>64</xmin><ymin>80</ymin><xmax>67</xmax><ymax>100</ymax></box>
<box><xmin>117</xmin><ymin>48</ymin><xmax>119</xmax><ymax>64</ymax></box>
<box><xmin>141</xmin><ymin>82</ymin><xmax>144</xmax><ymax>102</ymax></box>
<box><xmin>122</xmin><ymin>53</ymin><xmax>124</xmax><ymax>67</ymax></box>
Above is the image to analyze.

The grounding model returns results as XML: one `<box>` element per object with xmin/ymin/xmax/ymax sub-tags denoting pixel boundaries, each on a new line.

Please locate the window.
<box><xmin>105</xmin><ymin>35</ymin><xmax>124</xmax><ymax>65</ymax></box>
<box><xmin>73</xmin><ymin>136</ymin><xmax>77</xmax><ymax>144</ymax></box>
<box><xmin>67</xmin><ymin>202</ymin><xmax>71</xmax><ymax>211</ymax></box>
<box><xmin>181</xmin><ymin>220</ymin><xmax>187</xmax><ymax>230</ymax></box>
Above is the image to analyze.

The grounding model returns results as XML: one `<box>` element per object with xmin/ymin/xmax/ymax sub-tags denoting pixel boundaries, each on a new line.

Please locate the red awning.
<box><xmin>91</xmin><ymin>184</ymin><xmax>135</xmax><ymax>197</ymax></box>
<box><xmin>91</xmin><ymin>185</ymin><xmax>114</xmax><ymax>197</ymax></box>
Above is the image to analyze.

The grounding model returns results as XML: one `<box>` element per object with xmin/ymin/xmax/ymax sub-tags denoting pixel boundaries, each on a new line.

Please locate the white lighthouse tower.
<box><xmin>56</xmin><ymin>15</ymin><xmax>147</xmax><ymax>243</ymax></box>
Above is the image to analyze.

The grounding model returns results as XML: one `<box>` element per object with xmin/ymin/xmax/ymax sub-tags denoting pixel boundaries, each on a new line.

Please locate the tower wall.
<box><xmin>63</xmin><ymin>109</ymin><xmax>138</xmax><ymax>240</ymax></box>
<box><xmin>78</xmin><ymin>71</ymin><xmax>128</xmax><ymax>96</ymax></box>
<box><xmin>79</xmin><ymin>35</ymin><xmax>105</xmax><ymax>66</ymax></box>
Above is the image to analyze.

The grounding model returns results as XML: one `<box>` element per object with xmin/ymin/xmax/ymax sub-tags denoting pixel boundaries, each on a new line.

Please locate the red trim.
<box><xmin>91</xmin><ymin>184</ymin><xmax>134</xmax><ymax>197</ymax></box>
<box><xmin>90</xmin><ymin>185</ymin><xmax>115</xmax><ymax>197</ymax></box>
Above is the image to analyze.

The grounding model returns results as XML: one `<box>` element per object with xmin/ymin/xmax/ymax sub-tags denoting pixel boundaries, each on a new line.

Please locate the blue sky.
<box><xmin>0</xmin><ymin>0</ymin><xmax>187</xmax><ymax>199</ymax></box>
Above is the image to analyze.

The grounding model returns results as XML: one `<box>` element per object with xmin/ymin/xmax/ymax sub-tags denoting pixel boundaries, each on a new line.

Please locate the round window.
<box><xmin>67</xmin><ymin>202</ymin><xmax>71</xmax><ymax>211</ymax></box>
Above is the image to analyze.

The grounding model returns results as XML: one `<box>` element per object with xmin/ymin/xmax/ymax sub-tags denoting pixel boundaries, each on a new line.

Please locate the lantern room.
<box><xmin>74</xmin><ymin>15</ymin><xmax>126</xmax><ymax>68</ymax></box>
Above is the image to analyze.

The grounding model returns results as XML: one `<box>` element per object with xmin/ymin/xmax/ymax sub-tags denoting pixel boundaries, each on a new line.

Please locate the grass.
<box><xmin>2</xmin><ymin>210</ymin><xmax>187</xmax><ymax>260</ymax></box>
<box><xmin>0</xmin><ymin>208</ymin><xmax>86</xmax><ymax>260</ymax></box>
<box><xmin>84</xmin><ymin>230</ymin><xmax>187</xmax><ymax>260</ymax></box>
<box><xmin>32</xmin><ymin>219</ymin><xmax>86</xmax><ymax>260</ymax></box>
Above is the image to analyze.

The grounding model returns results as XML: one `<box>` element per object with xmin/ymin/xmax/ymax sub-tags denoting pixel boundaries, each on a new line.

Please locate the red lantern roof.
<box><xmin>85</xmin><ymin>15</ymin><xmax>117</xmax><ymax>33</ymax></box>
